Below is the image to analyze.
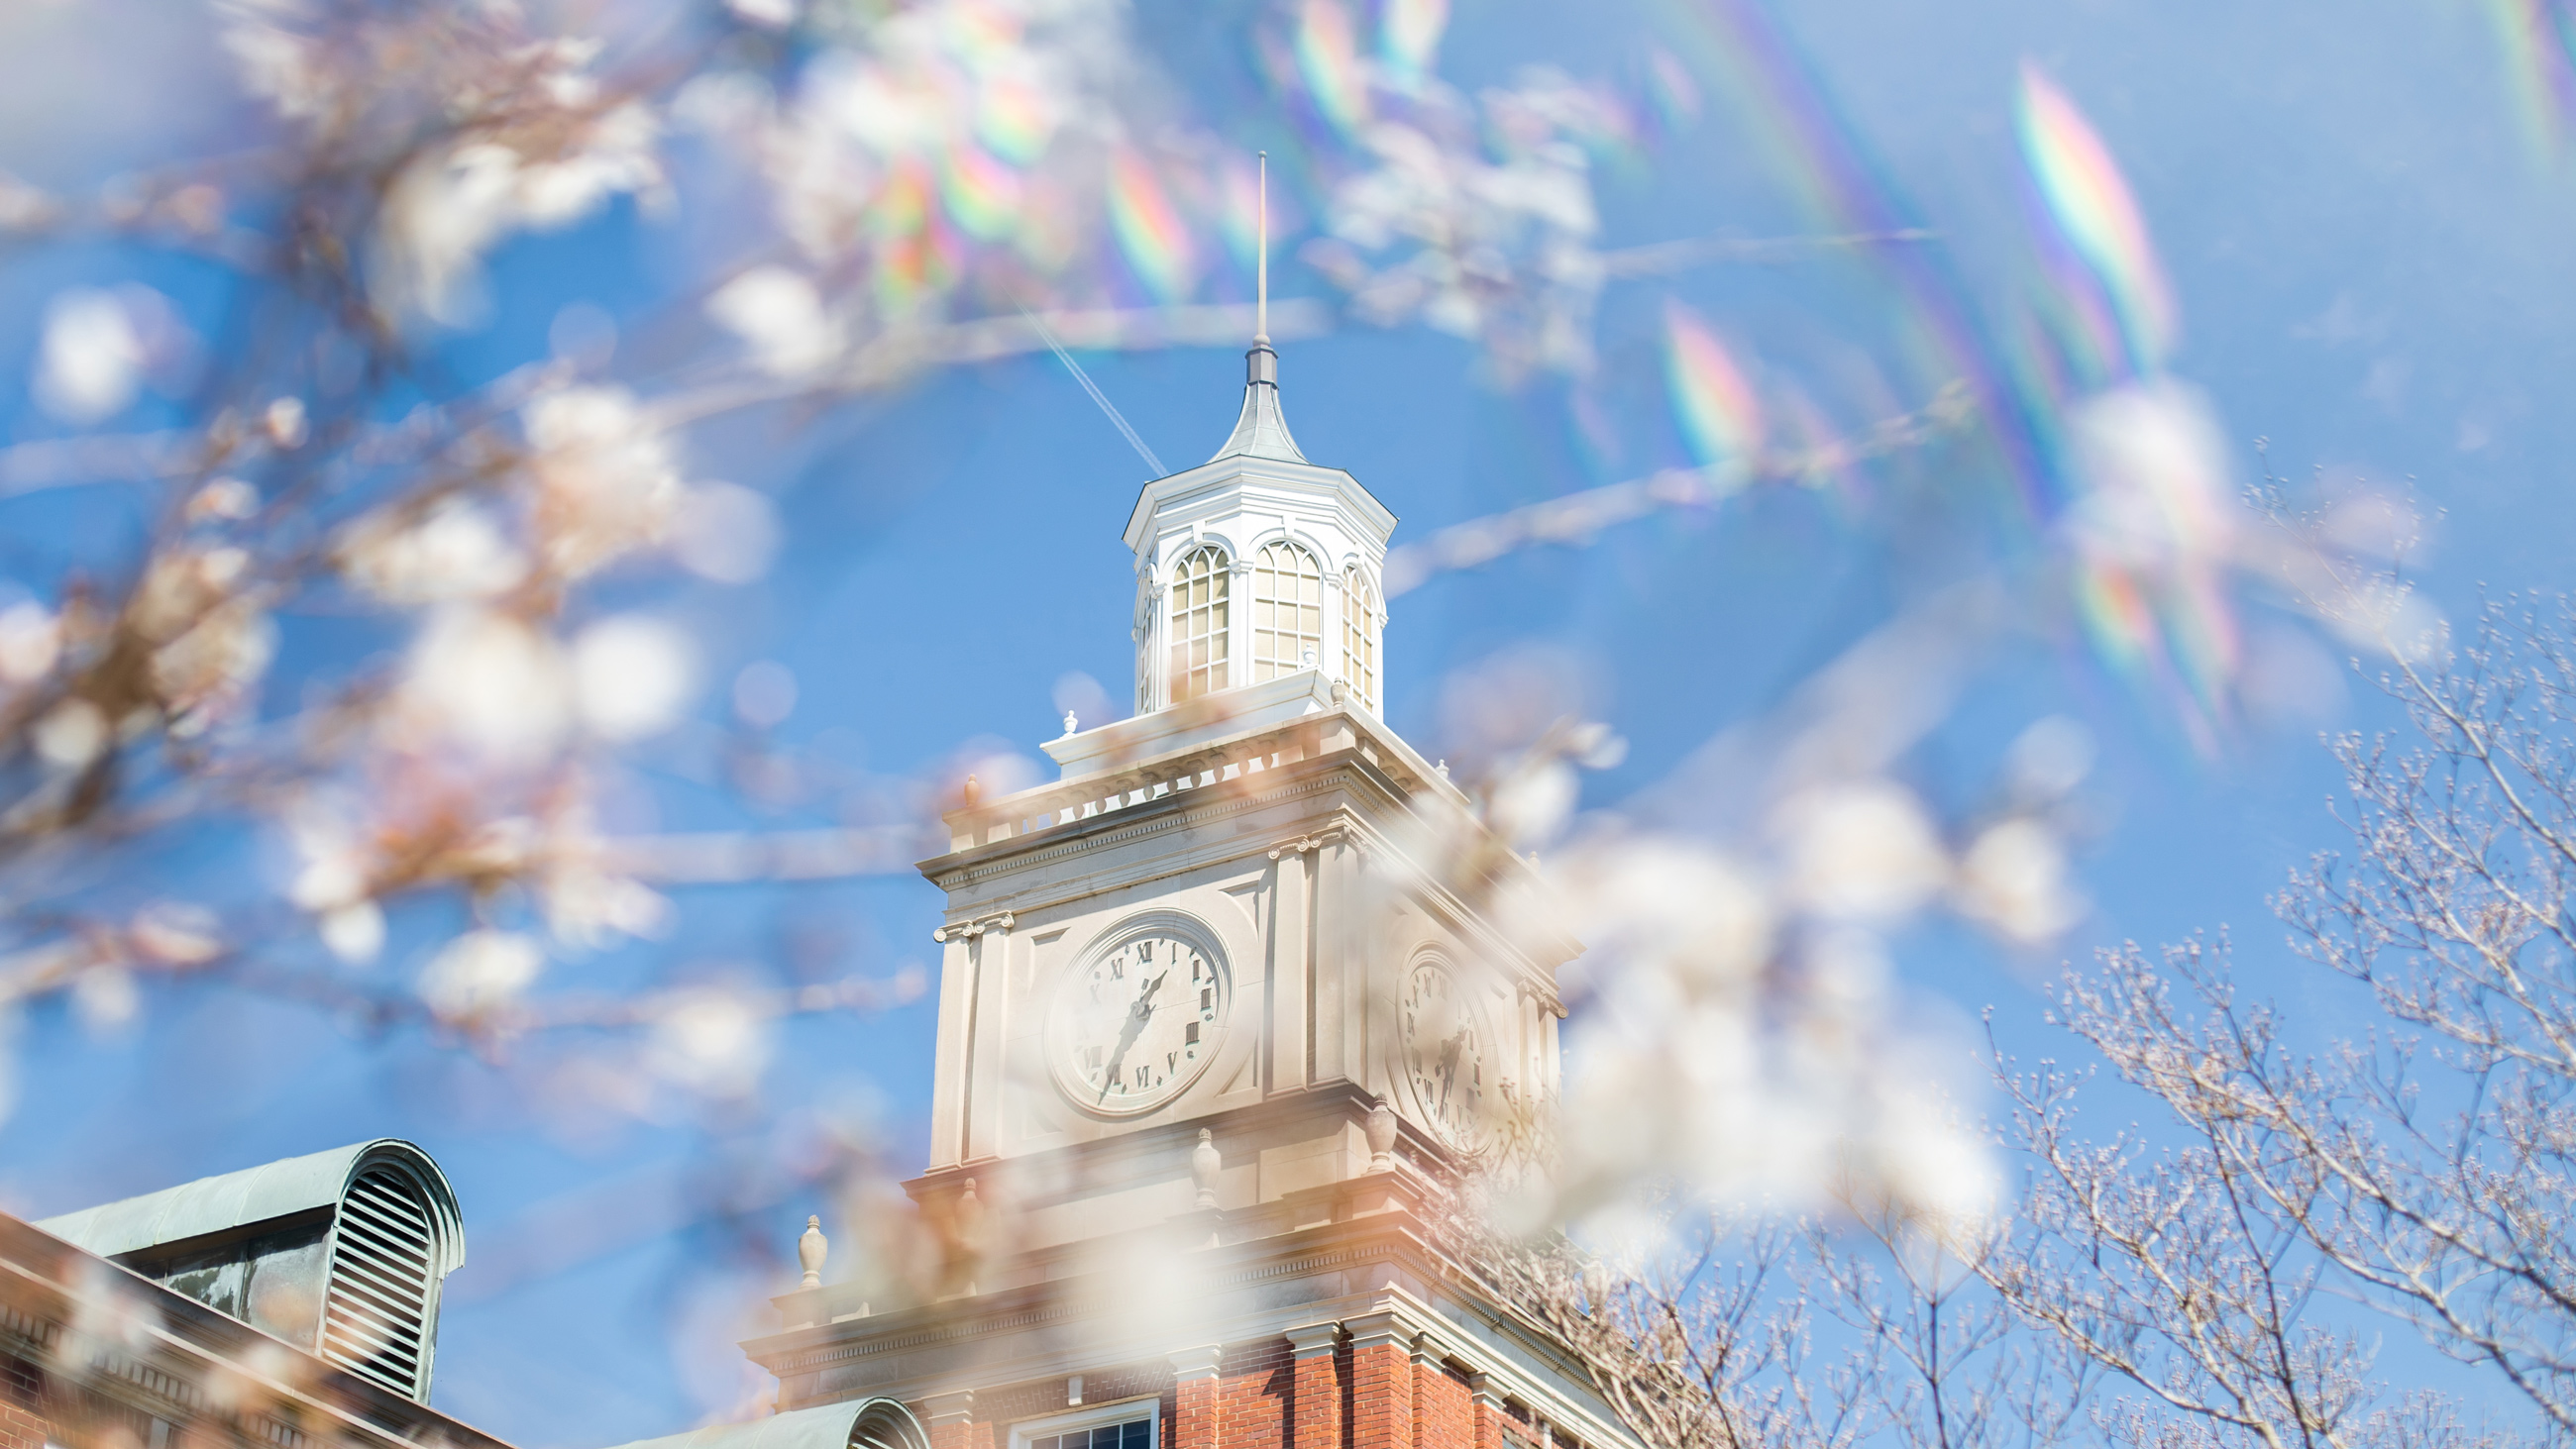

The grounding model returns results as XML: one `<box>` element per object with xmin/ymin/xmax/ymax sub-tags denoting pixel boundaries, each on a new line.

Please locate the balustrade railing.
<box><xmin>943</xmin><ymin>713</ymin><xmax>1366</xmax><ymax>852</ymax></box>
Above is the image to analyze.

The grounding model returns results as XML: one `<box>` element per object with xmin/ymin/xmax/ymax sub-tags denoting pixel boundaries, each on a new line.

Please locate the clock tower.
<box><xmin>732</xmin><ymin>336</ymin><xmax>1632</xmax><ymax>1449</ymax></box>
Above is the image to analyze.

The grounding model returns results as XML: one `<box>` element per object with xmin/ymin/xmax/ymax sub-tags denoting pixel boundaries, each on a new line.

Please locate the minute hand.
<box><xmin>1096</xmin><ymin>970</ymin><xmax>1169</xmax><ymax>1102</ymax></box>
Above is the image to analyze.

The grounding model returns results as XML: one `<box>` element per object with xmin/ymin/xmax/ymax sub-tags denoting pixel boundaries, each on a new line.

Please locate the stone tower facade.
<box><xmin>736</xmin><ymin>341</ymin><xmax>1627</xmax><ymax>1449</ymax></box>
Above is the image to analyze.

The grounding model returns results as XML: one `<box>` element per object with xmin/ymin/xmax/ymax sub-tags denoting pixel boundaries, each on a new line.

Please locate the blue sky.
<box><xmin>3</xmin><ymin>0</ymin><xmax>2574</xmax><ymax>1443</ymax></box>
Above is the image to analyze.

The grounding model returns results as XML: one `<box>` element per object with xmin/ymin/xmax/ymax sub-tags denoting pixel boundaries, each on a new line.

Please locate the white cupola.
<box><xmin>1122</xmin><ymin>337</ymin><xmax>1396</xmax><ymax>718</ymax></box>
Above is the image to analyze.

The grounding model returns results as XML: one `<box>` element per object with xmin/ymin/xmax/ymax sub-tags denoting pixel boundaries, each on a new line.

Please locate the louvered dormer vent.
<box><xmin>320</xmin><ymin>1164</ymin><xmax>441</xmax><ymax>1398</ymax></box>
<box><xmin>34</xmin><ymin>1138</ymin><xmax>467</xmax><ymax>1406</ymax></box>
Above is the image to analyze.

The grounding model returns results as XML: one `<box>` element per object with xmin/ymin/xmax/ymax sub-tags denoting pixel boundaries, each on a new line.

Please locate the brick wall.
<box><xmin>921</xmin><ymin>1330</ymin><xmax>1532</xmax><ymax>1449</ymax></box>
<box><xmin>1209</xmin><ymin>1337</ymin><xmax>1290</xmax><ymax>1449</ymax></box>
<box><xmin>1410</xmin><ymin>1363</ymin><xmax>1469</xmax><ymax>1449</ymax></box>
<box><xmin>0</xmin><ymin>1354</ymin><xmax>47</xmax><ymax>1449</ymax></box>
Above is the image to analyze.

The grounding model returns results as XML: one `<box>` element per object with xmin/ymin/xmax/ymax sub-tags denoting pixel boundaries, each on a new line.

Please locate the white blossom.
<box><xmin>152</xmin><ymin>598</ymin><xmax>278</xmax><ymax>734</ymax></box>
<box><xmin>263</xmin><ymin>397</ymin><xmax>307</xmax><ymax>449</ymax></box>
<box><xmin>0</xmin><ymin>603</ymin><xmax>61</xmax><ymax>685</ymax></box>
<box><xmin>524</xmin><ymin>386</ymin><xmax>684</xmax><ymax>579</ymax></box>
<box><xmin>2068</xmin><ymin>377</ymin><xmax>2235</xmax><ymax>573</ymax></box>
<box><xmin>129</xmin><ymin>902</ymin><xmax>224</xmax><ymax>967</ymax></box>
<box><xmin>1302</xmin><ymin>68</ymin><xmax>1625</xmax><ymax>377</ymax></box>
<box><xmin>1955</xmin><ymin>817</ymin><xmax>2085</xmax><ymax>944</ymax></box>
<box><xmin>340</xmin><ymin>497</ymin><xmax>530</xmax><ymax>604</ymax></box>
<box><xmin>572</xmin><ymin>615</ymin><xmax>695</xmax><ymax>741</ymax></box>
<box><xmin>35</xmin><ymin>289</ymin><xmax>148</xmax><ymax>423</ymax></box>
<box><xmin>287</xmin><ymin>805</ymin><xmax>368</xmax><ymax>912</ymax></box>
<box><xmin>1778</xmin><ymin>779</ymin><xmax>1949</xmax><ymax>921</ymax></box>
<box><xmin>418</xmin><ymin>929</ymin><xmax>544</xmax><ymax>1020</ymax></box>
<box><xmin>33</xmin><ymin>699</ymin><xmax>108</xmax><ymax>771</ymax></box>
<box><xmin>708</xmin><ymin>266</ymin><xmax>843</xmax><ymax>376</ymax></box>
<box><xmin>397</xmin><ymin>607</ymin><xmax>573</xmax><ymax>764</ymax></box>
<box><xmin>343</xmin><ymin>23</ymin><xmax>665</xmax><ymax>325</ymax></box>
<box><xmin>647</xmin><ymin>985</ymin><xmax>771</xmax><ymax>1098</ymax></box>
<box><xmin>319</xmin><ymin>901</ymin><xmax>386</xmax><ymax>965</ymax></box>
<box><xmin>72</xmin><ymin>967</ymin><xmax>141</xmax><ymax>1031</ymax></box>
<box><xmin>185</xmin><ymin>477</ymin><xmax>261</xmax><ymax>525</ymax></box>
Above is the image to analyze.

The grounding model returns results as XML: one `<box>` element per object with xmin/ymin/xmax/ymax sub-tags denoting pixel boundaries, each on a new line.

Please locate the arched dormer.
<box><xmin>1342</xmin><ymin>563</ymin><xmax>1381</xmax><ymax>714</ymax></box>
<box><xmin>1166</xmin><ymin>544</ymin><xmax>1232</xmax><ymax>704</ymax></box>
<box><xmin>1248</xmin><ymin>540</ymin><xmax>1324</xmax><ymax>683</ymax></box>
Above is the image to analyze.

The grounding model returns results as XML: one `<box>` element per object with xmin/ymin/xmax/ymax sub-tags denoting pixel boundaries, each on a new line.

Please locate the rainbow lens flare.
<box><xmin>2479</xmin><ymin>0</ymin><xmax>2576</xmax><ymax>153</ymax></box>
<box><xmin>940</xmin><ymin>143</ymin><xmax>1021</xmax><ymax>242</ymax></box>
<box><xmin>2063</xmin><ymin>379</ymin><xmax>2243</xmax><ymax>745</ymax></box>
<box><xmin>1297</xmin><ymin>0</ymin><xmax>1372</xmax><ymax>139</ymax></box>
<box><xmin>1378</xmin><ymin>0</ymin><xmax>1449</xmax><ymax>91</ymax></box>
<box><xmin>976</xmin><ymin>72</ymin><xmax>1056</xmax><ymax>165</ymax></box>
<box><xmin>2015</xmin><ymin>61</ymin><xmax>2177</xmax><ymax>377</ymax></box>
<box><xmin>1109</xmin><ymin>150</ymin><xmax>1199</xmax><ymax>303</ymax></box>
<box><xmin>1664</xmin><ymin>298</ymin><xmax>1765</xmax><ymax>475</ymax></box>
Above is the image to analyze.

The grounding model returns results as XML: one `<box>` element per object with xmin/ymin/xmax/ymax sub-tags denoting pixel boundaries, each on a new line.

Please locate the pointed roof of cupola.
<box><xmin>1210</xmin><ymin>340</ymin><xmax>1306</xmax><ymax>464</ymax></box>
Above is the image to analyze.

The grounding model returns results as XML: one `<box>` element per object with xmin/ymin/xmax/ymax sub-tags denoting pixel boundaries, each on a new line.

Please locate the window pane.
<box><xmin>1122</xmin><ymin>1422</ymin><xmax>1149</xmax><ymax>1449</ymax></box>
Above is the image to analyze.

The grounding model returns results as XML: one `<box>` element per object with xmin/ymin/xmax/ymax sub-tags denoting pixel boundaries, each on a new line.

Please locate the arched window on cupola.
<box><xmin>1249</xmin><ymin>541</ymin><xmax>1324</xmax><ymax>684</ymax></box>
<box><xmin>1342</xmin><ymin>564</ymin><xmax>1380</xmax><ymax>713</ymax></box>
<box><xmin>1167</xmin><ymin>545</ymin><xmax>1232</xmax><ymax>704</ymax></box>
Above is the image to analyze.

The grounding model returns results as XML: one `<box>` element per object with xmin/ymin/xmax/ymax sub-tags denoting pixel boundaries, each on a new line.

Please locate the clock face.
<box><xmin>1048</xmin><ymin>921</ymin><xmax>1230</xmax><ymax>1115</ymax></box>
<box><xmin>1399</xmin><ymin>959</ymin><xmax>1489</xmax><ymax>1150</ymax></box>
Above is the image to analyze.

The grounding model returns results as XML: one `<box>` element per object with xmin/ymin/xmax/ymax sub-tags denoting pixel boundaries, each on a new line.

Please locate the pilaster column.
<box><xmin>923</xmin><ymin>1391</ymin><xmax>979</xmax><ymax>1449</ymax></box>
<box><xmin>1411</xmin><ymin>1331</ymin><xmax>1469</xmax><ymax>1449</ymax></box>
<box><xmin>1344</xmin><ymin>1313</ymin><xmax>1411</xmax><ymax>1449</ymax></box>
<box><xmin>1468</xmin><ymin>1375</ymin><xmax>1505</xmax><ymax>1449</ymax></box>
<box><xmin>1268</xmin><ymin>844</ymin><xmax>1312</xmax><ymax>1093</ymax></box>
<box><xmin>1286</xmin><ymin>1323</ymin><xmax>1342</xmax><ymax>1449</ymax></box>
<box><xmin>963</xmin><ymin>924</ymin><xmax>1016</xmax><ymax>1160</ymax></box>
<box><xmin>926</xmin><ymin>935</ymin><xmax>973</xmax><ymax>1168</ymax></box>
<box><xmin>1169</xmin><ymin>1345</ymin><xmax>1225</xmax><ymax>1449</ymax></box>
<box><xmin>1409</xmin><ymin>1332</ymin><xmax>1434</xmax><ymax>1449</ymax></box>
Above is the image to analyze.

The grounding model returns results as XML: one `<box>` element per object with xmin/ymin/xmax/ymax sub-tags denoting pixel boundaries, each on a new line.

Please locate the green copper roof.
<box><xmin>596</xmin><ymin>1397</ymin><xmax>930</xmax><ymax>1449</ymax></box>
<box><xmin>37</xmin><ymin>1138</ymin><xmax>464</xmax><ymax>1267</ymax></box>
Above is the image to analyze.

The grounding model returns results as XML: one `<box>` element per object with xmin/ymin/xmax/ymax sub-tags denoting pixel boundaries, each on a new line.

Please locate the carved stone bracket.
<box><xmin>932</xmin><ymin>910</ymin><xmax>1016</xmax><ymax>944</ymax></box>
<box><xmin>1268</xmin><ymin>824</ymin><xmax>1348</xmax><ymax>861</ymax></box>
<box><xmin>1515</xmin><ymin>979</ymin><xmax>1568</xmax><ymax>1019</ymax></box>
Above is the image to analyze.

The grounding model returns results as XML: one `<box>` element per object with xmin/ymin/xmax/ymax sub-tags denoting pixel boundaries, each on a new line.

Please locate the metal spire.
<box><xmin>1214</xmin><ymin>150</ymin><xmax>1305</xmax><ymax>462</ymax></box>
<box><xmin>1256</xmin><ymin>151</ymin><xmax>1269</xmax><ymax>347</ymax></box>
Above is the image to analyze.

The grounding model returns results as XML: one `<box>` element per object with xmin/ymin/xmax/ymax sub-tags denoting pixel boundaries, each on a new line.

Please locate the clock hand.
<box><xmin>1436</xmin><ymin>1027</ymin><xmax>1467</xmax><ymax>1114</ymax></box>
<box><xmin>1096</xmin><ymin>970</ymin><xmax>1169</xmax><ymax>1102</ymax></box>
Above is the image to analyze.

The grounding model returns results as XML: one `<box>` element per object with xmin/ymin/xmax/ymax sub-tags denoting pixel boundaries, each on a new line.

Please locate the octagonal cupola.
<box><xmin>1123</xmin><ymin>338</ymin><xmax>1395</xmax><ymax>718</ymax></box>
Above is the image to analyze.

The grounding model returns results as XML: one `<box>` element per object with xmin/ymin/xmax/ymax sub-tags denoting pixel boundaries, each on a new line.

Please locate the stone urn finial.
<box><xmin>1192</xmin><ymin>1128</ymin><xmax>1222</xmax><ymax>1210</ymax></box>
<box><xmin>1365</xmin><ymin>1096</ymin><xmax>1398</xmax><ymax>1172</ymax></box>
<box><xmin>797</xmin><ymin>1214</ymin><xmax>827</xmax><ymax>1289</ymax></box>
